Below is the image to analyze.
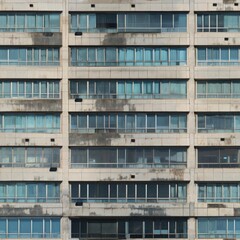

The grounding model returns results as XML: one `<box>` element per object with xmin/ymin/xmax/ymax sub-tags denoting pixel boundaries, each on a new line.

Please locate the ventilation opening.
<box><xmin>75</xmin><ymin>32</ymin><xmax>82</xmax><ymax>36</ymax></box>
<box><xmin>49</xmin><ymin>167</ymin><xmax>57</xmax><ymax>172</ymax></box>
<box><xmin>75</xmin><ymin>98</ymin><xmax>83</xmax><ymax>102</ymax></box>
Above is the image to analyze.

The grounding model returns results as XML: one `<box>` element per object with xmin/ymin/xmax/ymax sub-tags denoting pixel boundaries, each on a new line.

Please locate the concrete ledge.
<box><xmin>69</xmin><ymin>32</ymin><xmax>189</xmax><ymax>46</ymax></box>
<box><xmin>68</xmin><ymin>66</ymin><xmax>190</xmax><ymax>79</ymax></box>
<box><xmin>0</xmin><ymin>203</ymin><xmax>63</xmax><ymax>216</ymax></box>
<box><xmin>0</xmin><ymin>33</ymin><xmax>62</xmax><ymax>46</ymax></box>
<box><xmin>0</xmin><ymin>133</ymin><xmax>63</xmax><ymax>146</ymax></box>
<box><xmin>0</xmin><ymin>168</ymin><xmax>63</xmax><ymax>181</ymax></box>
<box><xmin>195</xmin><ymin>66</ymin><xmax>240</xmax><ymax>79</ymax></box>
<box><xmin>69</xmin><ymin>99</ymin><xmax>190</xmax><ymax>112</ymax></box>
<box><xmin>0</xmin><ymin>99</ymin><xmax>62</xmax><ymax>112</ymax></box>
<box><xmin>0</xmin><ymin>67</ymin><xmax>62</xmax><ymax>79</ymax></box>
<box><xmin>69</xmin><ymin>202</ymin><xmax>190</xmax><ymax>217</ymax></box>
<box><xmin>69</xmin><ymin>0</ymin><xmax>190</xmax><ymax>12</ymax></box>
<box><xmin>68</xmin><ymin>168</ymin><xmax>190</xmax><ymax>181</ymax></box>
<box><xmin>69</xmin><ymin>132</ymin><xmax>190</xmax><ymax>146</ymax></box>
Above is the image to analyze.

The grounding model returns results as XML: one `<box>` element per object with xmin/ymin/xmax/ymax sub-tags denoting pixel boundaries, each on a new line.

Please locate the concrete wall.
<box><xmin>0</xmin><ymin>0</ymin><xmax>239</xmax><ymax>239</ymax></box>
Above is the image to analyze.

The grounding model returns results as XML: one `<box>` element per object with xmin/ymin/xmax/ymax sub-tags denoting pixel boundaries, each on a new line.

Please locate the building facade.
<box><xmin>0</xmin><ymin>0</ymin><xmax>239</xmax><ymax>239</ymax></box>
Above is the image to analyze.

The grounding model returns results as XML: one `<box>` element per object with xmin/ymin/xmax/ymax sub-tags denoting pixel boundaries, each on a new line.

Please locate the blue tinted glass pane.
<box><xmin>8</xmin><ymin>15</ymin><xmax>15</xmax><ymax>30</ymax></box>
<box><xmin>126</xmin><ymin>48</ymin><xmax>134</xmax><ymax>65</ymax></box>
<box><xmin>170</xmin><ymin>49</ymin><xmax>177</xmax><ymax>61</ymax></box>
<box><xmin>198</xmin><ymin>48</ymin><xmax>206</xmax><ymax>60</ymax></box>
<box><xmin>8</xmin><ymin>219</ymin><xmax>18</xmax><ymax>238</ymax></box>
<box><xmin>0</xmin><ymin>219</ymin><xmax>6</xmax><ymax>238</ymax></box>
<box><xmin>118</xmin><ymin>114</ymin><xmax>125</xmax><ymax>129</ymax></box>
<box><xmin>27</xmin><ymin>184</ymin><xmax>36</xmax><ymax>200</ymax></box>
<box><xmin>198</xmin><ymin>219</ymin><xmax>208</xmax><ymax>234</ymax></box>
<box><xmin>27</xmin><ymin>15</ymin><xmax>36</xmax><ymax>29</ymax></box>
<box><xmin>17</xmin><ymin>15</ymin><xmax>25</xmax><ymax>30</ymax></box>
<box><xmin>7</xmin><ymin>184</ymin><xmax>15</xmax><ymax>199</ymax></box>
<box><xmin>78</xmin><ymin>48</ymin><xmax>87</xmax><ymax>62</ymax></box>
<box><xmin>9</xmin><ymin>49</ymin><xmax>18</xmax><ymax>60</ymax></box>
<box><xmin>117</xmin><ymin>81</ymin><xmax>125</xmax><ymax>95</ymax></box>
<box><xmin>0</xmin><ymin>15</ymin><xmax>7</xmax><ymax>31</ymax></box>
<box><xmin>33</xmin><ymin>219</ymin><xmax>43</xmax><ymax>238</ymax></box>
<box><xmin>175</xmin><ymin>14</ymin><xmax>187</xmax><ymax>28</ymax></box>
<box><xmin>221</xmin><ymin>49</ymin><xmax>229</xmax><ymax>60</ymax></box>
<box><xmin>161</xmin><ymin>48</ymin><xmax>168</xmax><ymax>62</ymax></box>
<box><xmin>20</xmin><ymin>219</ymin><xmax>31</xmax><ymax>238</ymax></box>
<box><xmin>19</xmin><ymin>49</ymin><xmax>26</xmax><ymax>62</ymax></box>
<box><xmin>118</xmin><ymin>48</ymin><xmax>125</xmax><ymax>63</ymax></box>
<box><xmin>230</xmin><ymin>48</ymin><xmax>239</xmax><ymax>60</ymax></box>
<box><xmin>79</xmin><ymin>14</ymin><xmax>87</xmax><ymax>30</ymax></box>
<box><xmin>27</xmin><ymin>115</ymin><xmax>35</xmax><ymax>129</ymax></box>
<box><xmin>45</xmin><ymin>219</ymin><xmax>51</xmax><ymax>237</ymax></box>
<box><xmin>136</xmin><ymin>48</ymin><xmax>143</xmax><ymax>63</ymax></box>
<box><xmin>179</xmin><ymin>49</ymin><xmax>187</xmax><ymax>61</ymax></box>
<box><xmin>44</xmin><ymin>15</ymin><xmax>49</xmax><ymax>30</ymax></box>
<box><xmin>38</xmin><ymin>183</ymin><xmax>46</xmax><ymax>201</ymax></box>
<box><xmin>106</xmin><ymin>48</ymin><xmax>116</xmax><ymax>63</ymax></box>
<box><xmin>197</xmin><ymin>15</ymin><xmax>202</xmax><ymax>29</ymax></box>
<box><xmin>17</xmin><ymin>183</ymin><xmax>25</xmax><ymax>201</ymax></box>
<box><xmin>49</xmin><ymin>14</ymin><xmax>60</xmax><ymax>31</ymax></box>
<box><xmin>71</xmin><ymin>14</ymin><xmax>77</xmax><ymax>31</ymax></box>
<box><xmin>211</xmin><ymin>48</ymin><xmax>220</xmax><ymax>60</ymax></box>
<box><xmin>162</xmin><ymin>14</ymin><xmax>173</xmax><ymax>28</ymax></box>
<box><xmin>36</xmin><ymin>15</ymin><xmax>43</xmax><ymax>31</ymax></box>
<box><xmin>89</xmin><ymin>14</ymin><xmax>96</xmax><ymax>30</ymax></box>
<box><xmin>52</xmin><ymin>219</ymin><xmax>60</xmax><ymax>238</ymax></box>
<box><xmin>0</xmin><ymin>49</ymin><xmax>7</xmax><ymax>61</ymax></box>
<box><xmin>145</xmin><ymin>48</ymin><xmax>153</xmax><ymax>62</ymax></box>
<box><xmin>118</xmin><ymin>14</ymin><xmax>124</xmax><ymax>29</ymax></box>
<box><xmin>150</xmin><ymin>14</ymin><xmax>160</xmax><ymax>28</ymax></box>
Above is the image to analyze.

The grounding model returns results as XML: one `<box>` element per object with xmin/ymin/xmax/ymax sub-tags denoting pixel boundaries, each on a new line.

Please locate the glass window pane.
<box><xmin>32</xmin><ymin>219</ymin><xmax>43</xmax><ymax>238</ymax></box>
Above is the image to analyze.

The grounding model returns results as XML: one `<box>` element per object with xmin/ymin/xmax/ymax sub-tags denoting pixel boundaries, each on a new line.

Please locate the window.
<box><xmin>70</xmin><ymin>147</ymin><xmax>187</xmax><ymax>168</ymax></box>
<box><xmin>71</xmin><ymin>182</ymin><xmax>186</xmax><ymax>203</ymax></box>
<box><xmin>70</xmin><ymin>12</ymin><xmax>187</xmax><ymax>33</ymax></box>
<box><xmin>0</xmin><ymin>80</ymin><xmax>60</xmax><ymax>99</ymax></box>
<box><xmin>198</xmin><ymin>183</ymin><xmax>240</xmax><ymax>202</ymax></box>
<box><xmin>0</xmin><ymin>113</ymin><xmax>60</xmax><ymax>133</ymax></box>
<box><xmin>196</xmin><ymin>80</ymin><xmax>240</xmax><ymax>98</ymax></box>
<box><xmin>0</xmin><ymin>182</ymin><xmax>60</xmax><ymax>203</ymax></box>
<box><xmin>198</xmin><ymin>218</ymin><xmax>240</xmax><ymax>239</ymax></box>
<box><xmin>197</xmin><ymin>13</ymin><xmax>240</xmax><ymax>32</ymax></box>
<box><xmin>197</xmin><ymin>47</ymin><xmax>240</xmax><ymax>66</ymax></box>
<box><xmin>0</xmin><ymin>218</ymin><xmax>60</xmax><ymax>238</ymax></box>
<box><xmin>70</xmin><ymin>113</ymin><xmax>187</xmax><ymax>133</ymax></box>
<box><xmin>0</xmin><ymin>48</ymin><xmax>60</xmax><ymax>66</ymax></box>
<box><xmin>71</xmin><ymin>47</ymin><xmax>187</xmax><ymax>67</ymax></box>
<box><xmin>69</xmin><ymin>79</ymin><xmax>187</xmax><ymax>99</ymax></box>
<box><xmin>71</xmin><ymin>218</ymin><xmax>187</xmax><ymax>239</ymax></box>
<box><xmin>0</xmin><ymin>147</ymin><xmax>60</xmax><ymax>168</ymax></box>
<box><xmin>0</xmin><ymin>13</ymin><xmax>60</xmax><ymax>32</ymax></box>
<box><xmin>197</xmin><ymin>113</ymin><xmax>240</xmax><ymax>133</ymax></box>
<box><xmin>198</xmin><ymin>147</ymin><xmax>240</xmax><ymax>168</ymax></box>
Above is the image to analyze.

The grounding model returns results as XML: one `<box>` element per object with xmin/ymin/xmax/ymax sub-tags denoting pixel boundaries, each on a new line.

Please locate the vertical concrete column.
<box><xmin>188</xmin><ymin>217</ymin><xmax>196</xmax><ymax>240</ymax></box>
<box><xmin>187</xmin><ymin>1</ymin><xmax>197</xmax><ymax>238</ymax></box>
<box><xmin>60</xmin><ymin>0</ymin><xmax>70</xmax><ymax>239</ymax></box>
<box><xmin>188</xmin><ymin>0</ymin><xmax>196</xmax><ymax>170</ymax></box>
